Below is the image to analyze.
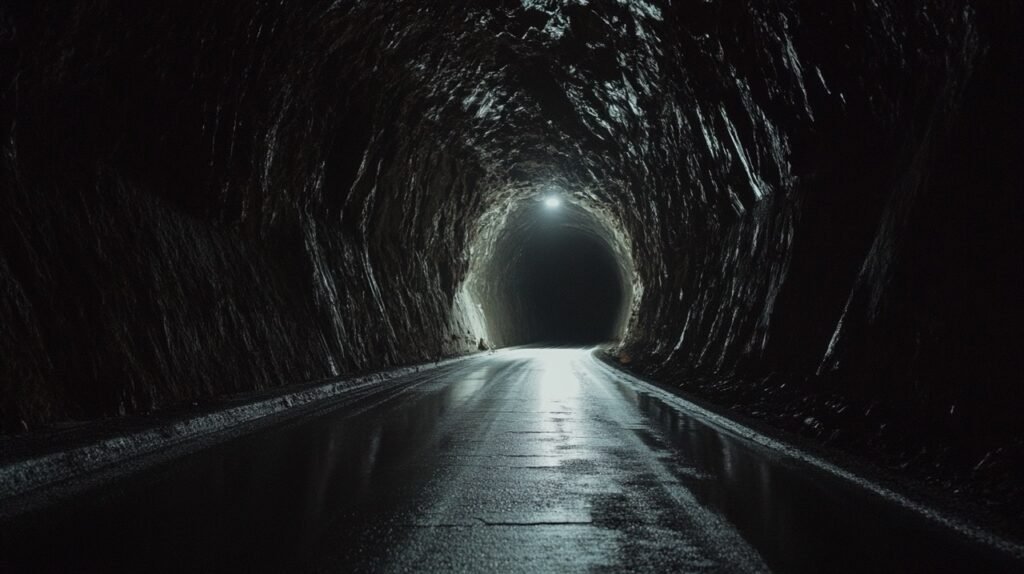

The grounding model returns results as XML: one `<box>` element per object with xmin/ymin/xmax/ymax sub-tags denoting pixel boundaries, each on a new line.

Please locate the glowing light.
<box><xmin>544</xmin><ymin>196</ymin><xmax>562</xmax><ymax>209</ymax></box>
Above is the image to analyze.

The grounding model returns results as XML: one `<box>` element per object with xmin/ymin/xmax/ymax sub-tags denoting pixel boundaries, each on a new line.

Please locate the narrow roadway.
<box><xmin>1</xmin><ymin>349</ymin><xmax>1019</xmax><ymax>572</ymax></box>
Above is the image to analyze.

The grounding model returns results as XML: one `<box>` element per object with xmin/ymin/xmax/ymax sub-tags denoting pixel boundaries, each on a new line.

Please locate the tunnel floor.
<box><xmin>1</xmin><ymin>349</ymin><xmax>1020</xmax><ymax>572</ymax></box>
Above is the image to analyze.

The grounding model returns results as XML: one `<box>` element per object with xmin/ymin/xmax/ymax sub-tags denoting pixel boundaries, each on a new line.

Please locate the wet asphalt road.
<box><xmin>1</xmin><ymin>348</ymin><xmax>1021</xmax><ymax>572</ymax></box>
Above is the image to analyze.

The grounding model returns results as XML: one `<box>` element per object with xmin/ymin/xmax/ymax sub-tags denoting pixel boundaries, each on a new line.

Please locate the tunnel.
<box><xmin>1</xmin><ymin>0</ymin><xmax>1022</xmax><ymax>541</ymax></box>
<box><xmin>469</xmin><ymin>192</ymin><xmax>635</xmax><ymax>346</ymax></box>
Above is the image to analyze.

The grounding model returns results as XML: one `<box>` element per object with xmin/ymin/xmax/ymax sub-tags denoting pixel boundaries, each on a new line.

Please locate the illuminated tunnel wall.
<box><xmin>1</xmin><ymin>0</ymin><xmax>1020</xmax><ymax>456</ymax></box>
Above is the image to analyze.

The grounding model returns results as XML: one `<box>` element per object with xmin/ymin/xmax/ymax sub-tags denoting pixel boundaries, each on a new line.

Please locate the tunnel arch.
<box><xmin>462</xmin><ymin>187</ymin><xmax>639</xmax><ymax>348</ymax></box>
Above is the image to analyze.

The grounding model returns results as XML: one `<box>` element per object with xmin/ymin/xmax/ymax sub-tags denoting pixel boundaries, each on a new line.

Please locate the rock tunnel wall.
<box><xmin>616</xmin><ymin>2</ymin><xmax>1024</xmax><ymax>444</ymax></box>
<box><xmin>0</xmin><ymin>2</ymin><xmax>499</xmax><ymax>429</ymax></box>
<box><xmin>1</xmin><ymin>0</ymin><xmax>1020</xmax><ymax>441</ymax></box>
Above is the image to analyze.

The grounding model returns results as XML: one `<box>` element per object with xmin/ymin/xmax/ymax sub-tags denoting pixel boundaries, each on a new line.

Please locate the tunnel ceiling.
<box><xmin>1</xmin><ymin>0</ymin><xmax>1021</xmax><ymax>442</ymax></box>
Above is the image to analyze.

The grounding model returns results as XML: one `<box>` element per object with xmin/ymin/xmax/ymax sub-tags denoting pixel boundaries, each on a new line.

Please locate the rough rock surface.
<box><xmin>1</xmin><ymin>0</ymin><xmax>1021</xmax><ymax>516</ymax></box>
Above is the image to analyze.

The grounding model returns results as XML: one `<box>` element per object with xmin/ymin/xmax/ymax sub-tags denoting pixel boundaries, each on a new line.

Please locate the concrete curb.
<box><xmin>0</xmin><ymin>352</ymin><xmax>478</xmax><ymax>506</ymax></box>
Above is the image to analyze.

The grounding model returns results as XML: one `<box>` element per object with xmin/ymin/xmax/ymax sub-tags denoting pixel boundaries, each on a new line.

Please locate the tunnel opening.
<box><xmin>465</xmin><ymin>192</ymin><xmax>636</xmax><ymax>348</ymax></box>
<box><xmin>506</xmin><ymin>220</ymin><xmax>624</xmax><ymax>345</ymax></box>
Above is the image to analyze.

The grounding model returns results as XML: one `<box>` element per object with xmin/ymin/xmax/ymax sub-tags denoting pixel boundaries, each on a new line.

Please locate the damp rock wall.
<box><xmin>1</xmin><ymin>0</ymin><xmax>1020</xmax><ymax>445</ymax></box>
<box><xmin>0</xmin><ymin>2</ymin><xmax>495</xmax><ymax>429</ymax></box>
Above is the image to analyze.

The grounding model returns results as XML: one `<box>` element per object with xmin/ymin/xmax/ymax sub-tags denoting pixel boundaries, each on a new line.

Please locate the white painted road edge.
<box><xmin>0</xmin><ymin>352</ymin><xmax>479</xmax><ymax>504</ymax></box>
<box><xmin>588</xmin><ymin>351</ymin><xmax>1024</xmax><ymax>560</ymax></box>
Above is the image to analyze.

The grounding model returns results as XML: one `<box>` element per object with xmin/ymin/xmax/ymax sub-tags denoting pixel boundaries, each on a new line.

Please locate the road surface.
<box><xmin>1</xmin><ymin>348</ymin><xmax>1020</xmax><ymax>572</ymax></box>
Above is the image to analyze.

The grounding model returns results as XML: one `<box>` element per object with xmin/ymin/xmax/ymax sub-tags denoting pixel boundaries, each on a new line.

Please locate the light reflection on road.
<box><xmin>1</xmin><ymin>347</ymin><xmax>1019</xmax><ymax>573</ymax></box>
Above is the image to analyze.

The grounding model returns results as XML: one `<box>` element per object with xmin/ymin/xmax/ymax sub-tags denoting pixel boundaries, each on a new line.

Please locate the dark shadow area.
<box><xmin>470</xmin><ymin>200</ymin><xmax>632</xmax><ymax>348</ymax></box>
<box><xmin>505</xmin><ymin>223</ymin><xmax>624</xmax><ymax>345</ymax></box>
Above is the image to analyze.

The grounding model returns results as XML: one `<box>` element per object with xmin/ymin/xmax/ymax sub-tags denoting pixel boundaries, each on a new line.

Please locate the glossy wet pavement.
<box><xmin>1</xmin><ymin>349</ymin><xmax>1020</xmax><ymax>572</ymax></box>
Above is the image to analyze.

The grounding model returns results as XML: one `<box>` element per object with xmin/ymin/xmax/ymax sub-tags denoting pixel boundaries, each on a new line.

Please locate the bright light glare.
<box><xmin>544</xmin><ymin>196</ymin><xmax>562</xmax><ymax>209</ymax></box>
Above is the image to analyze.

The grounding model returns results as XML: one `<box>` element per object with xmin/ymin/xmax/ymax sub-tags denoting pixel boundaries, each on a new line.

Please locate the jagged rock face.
<box><xmin>0</xmin><ymin>1</ymin><xmax>1020</xmax><ymax>436</ymax></box>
